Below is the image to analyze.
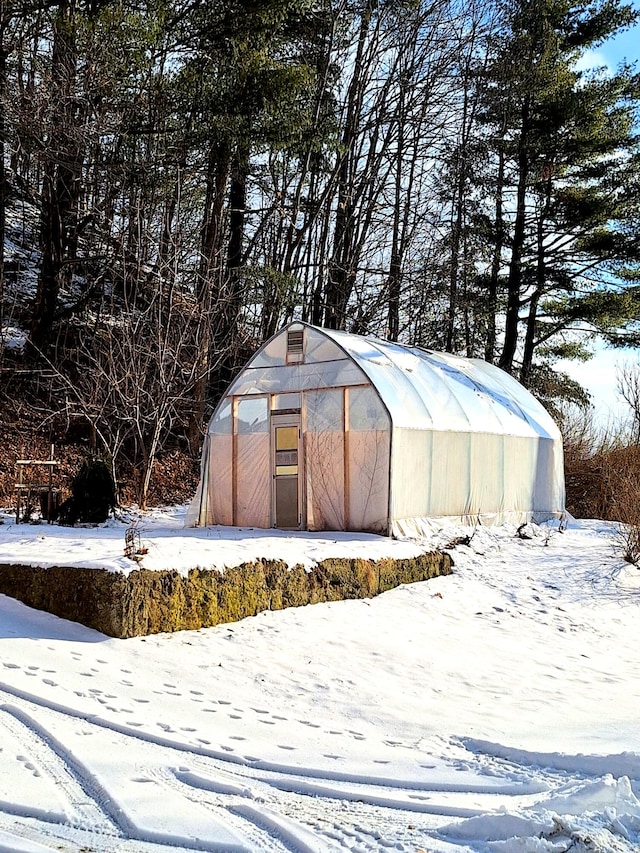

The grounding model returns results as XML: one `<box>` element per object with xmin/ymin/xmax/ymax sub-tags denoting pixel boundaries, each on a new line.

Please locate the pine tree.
<box><xmin>463</xmin><ymin>0</ymin><xmax>640</xmax><ymax>391</ymax></box>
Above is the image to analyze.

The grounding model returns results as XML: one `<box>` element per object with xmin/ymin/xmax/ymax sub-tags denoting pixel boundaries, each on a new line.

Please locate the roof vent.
<box><xmin>286</xmin><ymin>328</ymin><xmax>304</xmax><ymax>363</ymax></box>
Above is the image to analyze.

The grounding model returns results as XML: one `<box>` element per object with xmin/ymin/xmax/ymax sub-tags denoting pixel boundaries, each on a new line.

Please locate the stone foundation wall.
<box><xmin>0</xmin><ymin>552</ymin><xmax>452</xmax><ymax>638</ymax></box>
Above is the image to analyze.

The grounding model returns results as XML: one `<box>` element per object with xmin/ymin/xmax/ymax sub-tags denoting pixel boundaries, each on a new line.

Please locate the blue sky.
<box><xmin>603</xmin><ymin>6</ymin><xmax>639</xmax><ymax>67</ymax></box>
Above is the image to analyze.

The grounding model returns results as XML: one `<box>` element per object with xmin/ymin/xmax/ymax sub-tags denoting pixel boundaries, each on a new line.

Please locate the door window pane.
<box><xmin>276</xmin><ymin>426</ymin><xmax>298</xmax><ymax>450</ymax></box>
<box><xmin>275</xmin><ymin>464</ymin><xmax>298</xmax><ymax>476</ymax></box>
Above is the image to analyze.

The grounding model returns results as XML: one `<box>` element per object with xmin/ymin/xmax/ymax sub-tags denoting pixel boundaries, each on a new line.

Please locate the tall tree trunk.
<box><xmin>323</xmin><ymin>2</ymin><xmax>376</xmax><ymax>330</ymax></box>
<box><xmin>212</xmin><ymin>138</ymin><xmax>249</xmax><ymax>396</ymax></box>
<box><xmin>499</xmin><ymin>94</ymin><xmax>531</xmax><ymax>374</ymax></box>
<box><xmin>189</xmin><ymin>141</ymin><xmax>230</xmax><ymax>451</ymax></box>
<box><xmin>445</xmin><ymin>78</ymin><xmax>472</xmax><ymax>354</ymax></box>
<box><xmin>485</xmin><ymin>127</ymin><xmax>507</xmax><ymax>364</ymax></box>
<box><xmin>445</xmin><ymin>177</ymin><xmax>464</xmax><ymax>352</ymax></box>
<box><xmin>0</xmin><ymin>1</ymin><xmax>7</xmax><ymax>332</ymax></box>
<box><xmin>30</xmin><ymin>0</ymin><xmax>81</xmax><ymax>352</ymax></box>
<box><xmin>521</xmin><ymin>175</ymin><xmax>552</xmax><ymax>386</ymax></box>
<box><xmin>386</xmin><ymin>65</ymin><xmax>407</xmax><ymax>343</ymax></box>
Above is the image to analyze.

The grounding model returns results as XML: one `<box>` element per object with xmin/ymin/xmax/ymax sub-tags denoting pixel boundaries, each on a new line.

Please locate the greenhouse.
<box><xmin>186</xmin><ymin>322</ymin><xmax>565</xmax><ymax>536</ymax></box>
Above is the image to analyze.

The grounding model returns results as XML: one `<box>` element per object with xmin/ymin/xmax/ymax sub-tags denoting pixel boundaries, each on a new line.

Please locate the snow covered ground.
<box><xmin>0</xmin><ymin>510</ymin><xmax>638</xmax><ymax>853</ymax></box>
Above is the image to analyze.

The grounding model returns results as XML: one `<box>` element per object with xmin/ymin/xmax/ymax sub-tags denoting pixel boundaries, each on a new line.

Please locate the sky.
<box><xmin>555</xmin><ymin>344</ymin><xmax>637</xmax><ymax>427</ymax></box>
<box><xmin>0</xmin><ymin>507</ymin><xmax>638</xmax><ymax>852</ymax></box>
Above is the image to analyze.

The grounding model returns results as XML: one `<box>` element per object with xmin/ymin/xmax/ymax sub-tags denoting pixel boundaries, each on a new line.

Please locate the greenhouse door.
<box><xmin>272</xmin><ymin>415</ymin><xmax>302</xmax><ymax>529</ymax></box>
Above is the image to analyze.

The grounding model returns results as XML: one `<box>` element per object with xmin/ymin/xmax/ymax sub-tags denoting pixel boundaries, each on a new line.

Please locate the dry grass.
<box><xmin>561</xmin><ymin>406</ymin><xmax>640</xmax><ymax>564</ymax></box>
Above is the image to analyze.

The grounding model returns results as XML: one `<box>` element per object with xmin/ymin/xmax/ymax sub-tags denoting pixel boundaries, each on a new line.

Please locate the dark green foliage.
<box><xmin>439</xmin><ymin>0</ymin><xmax>640</xmax><ymax>400</ymax></box>
<box><xmin>3</xmin><ymin>0</ymin><xmax>640</xmax><ymax>439</ymax></box>
<box><xmin>58</xmin><ymin>458</ymin><xmax>117</xmax><ymax>525</ymax></box>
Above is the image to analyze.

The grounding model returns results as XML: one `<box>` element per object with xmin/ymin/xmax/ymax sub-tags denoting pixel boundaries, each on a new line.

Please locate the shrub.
<box><xmin>561</xmin><ymin>406</ymin><xmax>640</xmax><ymax>565</ymax></box>
<box><xmin>58</xmin><ymin>458</ymin><xmax>117</xmax><ymax>525</ymax></box>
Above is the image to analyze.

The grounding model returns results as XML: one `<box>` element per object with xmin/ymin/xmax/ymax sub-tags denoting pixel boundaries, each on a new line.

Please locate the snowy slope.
<box><xmin>0</xmin><ymin>513</ymin><xmax>638</xmax><ymax>853</ymax></box>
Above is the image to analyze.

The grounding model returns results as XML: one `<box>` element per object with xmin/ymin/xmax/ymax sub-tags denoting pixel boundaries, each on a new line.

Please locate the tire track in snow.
<box><xmin>0</xmin><ymin>681</ymin><xmax>568</xmax><ymax>853</ymax></box>
<box><xmin>155</xmin><ymin>766</ymin><xmax>312</xmax><ymax>853</ymax></box>
<box><xmin>0</xmin><ymin>703</ymin><xmax>249</xmax><ymax>852</ymax></box>
<box><xmin>0</xmin><ymin>678</ymin><xmax>547</xmax><ymax>795</ymax></box>
<box><xmin>0</xmin><ymin>704</ymin><xmax>118</xmax><ymax>834</ymax></box>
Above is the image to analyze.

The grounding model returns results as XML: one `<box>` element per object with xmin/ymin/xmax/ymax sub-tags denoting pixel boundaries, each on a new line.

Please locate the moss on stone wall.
<box><xmin>0</xmin><ymin>550</ymin><xmax>452</xmax><ymax>638</ymax></box>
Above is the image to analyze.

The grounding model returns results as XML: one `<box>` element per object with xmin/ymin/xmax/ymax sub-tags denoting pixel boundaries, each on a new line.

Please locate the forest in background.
<box><xmin>1</xmin><ymin>0</ymin><xmax>640</xmax><ymax>508</ymax></box>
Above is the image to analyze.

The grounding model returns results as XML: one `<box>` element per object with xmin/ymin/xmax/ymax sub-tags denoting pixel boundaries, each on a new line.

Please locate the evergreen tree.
<box><xmin>461</xmin><ymin>0</ymin><xmax>640</xmax><ymax>391</ymax></box>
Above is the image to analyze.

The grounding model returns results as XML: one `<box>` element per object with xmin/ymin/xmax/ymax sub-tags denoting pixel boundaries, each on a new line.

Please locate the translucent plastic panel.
<box><xmin>389</xmin><ymin>429</ymin><xmax>432</xmax><ymax>520</ymax></box>
<box><xmin>320</xmin><ymin>327</ymin><xmax>561</xmax><ymax>442</ymax></box>
<box><xmin>305</xmin><ymin>388</ymin><xmax>343</xmax><ymax>432</ymax></box>
<box><xmin>236</xmin><ymin>434</ymin><xmax>270</xmax><ymax>527</ymax></box>
<box><xmin>228</xmin><ymin>361</ymin><xmax>366</xmax><ymax>397</ymax></box>
<box><xmin>532</xmin><ymin>437</ymin><xmax>565</xmax><ymax>511</ymax></box>
<box><xmin>250</xmin><ymin>330</ymin><xmax>289</xmax><ymax>367</ymax></box>
<box><xmin>209</xmin><ymin>400</ymin><xmax>232</xmax><ymax>435</ymax></box>
<box><xmin>408</xmin><ymin>361</ymin><xmax>469</xmax><ymax>429</ymax></box>
<box><xmin>428</xmin><ymin>431</ymin><xmax>472</xmax><ymax>517</ymax></box>
<box><xmin>354</xmin><ymin>359</ymin><xmax>432</xmax><ymax>429</ymax></box>
<box><xmin>184</xmin><ymin>437</ymin><xmax>210</xmax><ymax>526</ymax></box>
<box><xmin>481</xmin><ymin>389</ymin><xmax>539</xmax><ymax>437</ymax></box>
<box><xmin>236</xmin><ymin>396</ymin><xmax>268</xmax><ymax>434</ymax></box>
<box><xmin>468</xmin><ymin>432</ymin><xmax>504</xmax><ymax>513</ymax></box>
<box><xmin>503</xmin><ymin>435</ymin><xmax>536</xmax><ymax>511</ymax></box>
<box><xmin>429</xmin><ymin>353</ymin><xmax>530</xmax><ymax>435</ymax></box>
<box><xmin>305</xmin><ymin>431</ymin><xmax>345</xmax><ymax>530</ymax></box>
<box><xmin>433</xmin><ymin>371</ymin><xmax>502</xmax><ymax>434</ymax></box>
<box><xmin>348</xmin><ymin>385</ymin><xmax>389</xmax><ymax>431</ymax></box>
<box><xmin>465</xmin><ymin>358</ymin><xmax>560</xmax><ymax>439</ymax></box>
<box><xmin>249</xmin><ymin>323</ymin><xmax>346</xmax><ymax>369</ymax></box>
<box><xmin>207</xmin><ymin>434</ymin><xmax>233</xmax><ymax>525</ymax></box>
<box><xmin>348</xmin><ymin>430</ymin><xmax>389</xmax><ymax>533</ymax></box>
<box><xmin>303</xmin><ymin>327</ymin><xmax>349</xmax><ymax>364</ymax></box>
<box><xmin>327</xmin><ymin>329</ymin><xmax>390</xmax><ymax>365</ymax></box>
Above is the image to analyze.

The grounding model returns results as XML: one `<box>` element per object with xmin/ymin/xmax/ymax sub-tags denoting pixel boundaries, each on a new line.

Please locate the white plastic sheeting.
<box><xmin>186</xmin><ymin>322</ymin><xmax>565</xmax><ymax>535</ymax></box>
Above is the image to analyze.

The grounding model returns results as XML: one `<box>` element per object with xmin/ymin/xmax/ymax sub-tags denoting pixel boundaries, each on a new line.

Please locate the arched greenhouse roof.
<box><xmin>319</xmin><ymin>327</ymin><xmax>559</xmax><ymax>439</ymax></box>
<box><xmin>223</xmin><ymin>322</ymin><xmax>559</xmax><ymax>440</ymax></box>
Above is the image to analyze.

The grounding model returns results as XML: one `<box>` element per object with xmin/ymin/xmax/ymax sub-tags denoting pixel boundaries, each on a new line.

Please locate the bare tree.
<box><xmin>617</xmin><ymin>361</ymin><xmax>640</xmax><ymax>445</ymax></box>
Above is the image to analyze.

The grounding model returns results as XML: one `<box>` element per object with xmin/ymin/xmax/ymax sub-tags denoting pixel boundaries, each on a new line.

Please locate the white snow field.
<box><xmin>0</xmin><ymin>509</ymin><xmax>638</xmax><ymax>853</ymax></box>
